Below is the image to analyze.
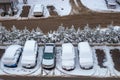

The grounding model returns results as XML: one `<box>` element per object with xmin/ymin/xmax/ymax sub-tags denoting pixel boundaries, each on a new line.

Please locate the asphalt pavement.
<box><xmin>0</xmin><ymin>76</ymin><xmax>120</xmax><ymax>80</ymax></box>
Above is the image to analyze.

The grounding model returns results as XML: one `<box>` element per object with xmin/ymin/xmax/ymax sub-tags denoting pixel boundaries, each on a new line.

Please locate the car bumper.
<box><xmin>42</xmin><ymin>64</ymin><xmax>55</xmax><ymax>69</ymax></box>
<box><xmin>62</xmin><ymin>65</ymin><xmax>75</xmax><ymax>71</ymax></box>
<box><xmin>4</xmin><ymin>64</ymin><xmax>17</xmax><ymax>68</ymax></box>
<box><xmin>22</xmin><ymin>62</ymin><xmax>36</xmax><ymax>69</ymax></box>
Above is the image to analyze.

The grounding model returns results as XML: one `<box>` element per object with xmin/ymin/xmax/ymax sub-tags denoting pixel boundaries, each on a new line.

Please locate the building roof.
<box><xmin>62</xmin><ymin>43</ymin><xmax>75</xmax><ymax>59</ymax></box>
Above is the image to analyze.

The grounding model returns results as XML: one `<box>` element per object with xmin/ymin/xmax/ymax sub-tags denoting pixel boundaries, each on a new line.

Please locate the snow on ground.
<box><xmin>27</xmin><ymin>0</ymin><xmax>71</xmax><ymax>16</ymax></box>
<box><xmin>0</xmin><ymin>0</ymin><xmax>71</xmax><ymax>19</ymax></box>
<box><xmin>0</xmin><ymin>45</ymin><xmax>120</xmax><ymax>77</ymax></box>
<box><xmin>81</xmin><ymin>0</ymin><xmax>120</xmax><ymax>12</ymax></box>
<box><xmin>18</xmin><ymin>0</ymin><xmax>71</xmax><ymax>18</ymax></box>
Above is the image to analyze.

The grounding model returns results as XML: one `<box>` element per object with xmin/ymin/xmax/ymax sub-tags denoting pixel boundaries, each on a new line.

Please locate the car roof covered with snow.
<box><xmin>22</xmin><ymin>55</ymin><xmax>36</xmax><ymax>61</ymax></box>
<box><xmin>3</xmin><ymin>45</ymin><xmax>22</xmax><ymax>59</ymax></box>
<box><xmin>44</xmin><ymin>43</ymin><xmax>55</xmax><ymax>53</ymax></box>
<box><xmin>22</xmin><ymin>40</ymin><xmax>37</xmax><ymax>56</ymax></box>
<box><xmin>33</xmin><ymin>4</ymin><xmax>44</xmax><ymax>12</ymax></box>
<box><xmin>44</xmin><ymin>46</ymin><xmax>54</xmax><ymax>53</ymax></box>
<box><xmin>21</xmin><ymin>40</ymin><xmax>37</xmax><ymax>63</ymax></box>
<box><xmin>62</xmin><ymin>43</ymin><xmax>75</xmax><ymax>59</ymax></box>
<box><xmin>78</xmin><ymin>42</ymin><xmax>93</xmax><ymax>68</ymax></box>
<box><xmin>78</xmin><ymin>42</ymin><xmax>92</xmax><ymax>58</ymax></box>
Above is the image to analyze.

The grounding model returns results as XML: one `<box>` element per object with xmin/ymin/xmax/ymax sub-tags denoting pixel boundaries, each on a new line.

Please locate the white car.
<box><xmin>61</xmin><ymin>43</ymin><xmax>75</xmax><ymax>71</ymax></box>
<box><xmin>21</xmin><ymin>40</ymin><xmax>38</xmax><ymax>68</ymax></box>
<box><xmin>78</xmin><ymin>42</ymin><xmax>94</xmax><ymax>69</ymax></box>
<box><xmin>42</xmin><ymin>43</ymin><xmax>55</xmax><ymax>69</ymax></box>
<box><xmin>105</xmin><ymin>0</ymin><xmax>116</xmax><ymax>9</ymax></box>
<box><xmin>33</xmin><ymin>4</ymin><xmax>44</xmax><ymax>17</ymax></box>
<box><xmin>2</xmin><ymin>45</ymin><xmax>22</xmax><ymax>68</ymax></box>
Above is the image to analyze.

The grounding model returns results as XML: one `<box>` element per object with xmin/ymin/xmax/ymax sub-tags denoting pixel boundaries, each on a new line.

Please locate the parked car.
<box><xmin>2</xmin><ymin>45</ymin><xmax>22</xmax><ymax>68</ymax></box>
<box><xmin>21</xmin><ymin>40</ymin><xmax>38</xmax><ymax>68</ymax></box>
<box><xmin>42</xmin><ymin>43</ymin><xmax>55</xmax><ymax>69</ymax></box>
<box><xmin>61</xmin><ymin>43</ymin><xmax>75</xmax><ymax>71</ymax></box>
<box><xmin>105</xmin><ymin>0</ymin><xmax>116</xmax><ymax>9</ymax></box>
<box><xmin>78</xmin><ymin>42</ymin><xmax>94</xmax><ymax>69</ymax></box>
<box><xmin>33</xmin><ymin>4</ymin><xmax>44</xmax><ymax>17</ymax></box>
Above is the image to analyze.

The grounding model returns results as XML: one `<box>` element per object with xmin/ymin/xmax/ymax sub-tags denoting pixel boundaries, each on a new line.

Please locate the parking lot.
<box><xmin>0</xmin><ymin>45</ymin><xmax>120</xmax><ymax>77</ymax></box>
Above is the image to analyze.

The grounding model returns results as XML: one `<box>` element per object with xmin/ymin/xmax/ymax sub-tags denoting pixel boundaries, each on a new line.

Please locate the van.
<box><xmin>42</xmin><ymin>43</ymin><xmax>55</xmax><ymax>69</ymax></box>
<box><xmin>2</xmin><ymin>45</ymin><xmax>22</xmax><ymax>67</ymax></box>
<box><xmin>33</xmin><ymin>4</ymin><xmax>44</xmax><ymax>17</ymax></box>
<box><xmin>78</xmin><ymin>42</ymin><xmax>93</xmax><ymax>69</ymax></box>
<box><xmin>21</xmin><ymin>40</ymin><xmax>38</xmax><ymax>68</ymax></box>
<box><xmin>61</xmin><ymin>43</ymin><xmax>75</xmax><ymax>71</ymax></box>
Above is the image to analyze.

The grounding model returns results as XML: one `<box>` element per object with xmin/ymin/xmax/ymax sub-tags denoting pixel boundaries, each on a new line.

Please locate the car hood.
<box><xmin>42</xmin><ymin>59</ymin><xmax>54</xmax><ymax>65</ymax></box>
<box><xmin>62</xmin><ymin>59</ymin><xmax>75</xmax><ymax>66</ymax></box>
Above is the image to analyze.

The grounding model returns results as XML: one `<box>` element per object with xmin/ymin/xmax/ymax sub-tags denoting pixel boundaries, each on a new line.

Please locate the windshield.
<box><xmin>43</xmin><ymin>53</ymin><xmax>54</xmax><ymax>59</ymax></box>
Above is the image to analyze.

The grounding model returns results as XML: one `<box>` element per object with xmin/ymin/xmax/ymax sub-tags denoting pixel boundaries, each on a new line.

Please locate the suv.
<box><xmin>42</xmin><ymin>43</ymin><xmax>55</xmax><ymax>69</ymax></box>
<box><xmin>21</xmin><ymin>40</ymin><xmax>38</xmax><ymax>69</ymax></box>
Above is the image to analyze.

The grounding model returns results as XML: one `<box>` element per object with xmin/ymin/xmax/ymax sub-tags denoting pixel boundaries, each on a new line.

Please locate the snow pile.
<box><xmin>0</xmin><ymin>24</ymin><xmax>120</xmax><ymax>45</ymax></box>
<box><xmin>81</xmin><ymin>0</ymin><xmax>120</xmax><ymax>12</ymax></box>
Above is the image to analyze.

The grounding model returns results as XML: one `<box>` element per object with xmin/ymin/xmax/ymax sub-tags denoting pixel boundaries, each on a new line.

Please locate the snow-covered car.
<box><xmin>61</xmin><ymin>43</ymin><xmax>75</xmax><ymax>71</ymax></box>
<box><xmin>33</xmin><ymin>4</ymin><xmax>44</xmax><ymax>17</ymax></box>
<box><xmin>78</xmin><ymin>42</ymin><xmax>94</xmax><ymax>69</ymax></box>
<box><xmin>2</xmin><ymin>45</ymin><xmax>22</xmax><ymax>68</ymax></box>
<box><xmin>42</xmin><ymin>43</ymin><xmax>55</xmax><ymax>69</ymax></box>
<box><xmin>105</xmin><ymin>0</ymin><xmax>116</xmax><ymax>9</ymax></box>
<box><xmin>21</xmin><ymin>40</ymin><xmax>38</xmax><ymax>68</ymax></box>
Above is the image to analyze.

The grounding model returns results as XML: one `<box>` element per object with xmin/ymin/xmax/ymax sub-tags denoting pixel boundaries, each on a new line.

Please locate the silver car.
<box><xmin>42</xmin><ymin>43</ymin><xmax>55</xmax><ymax>69</ymax></box>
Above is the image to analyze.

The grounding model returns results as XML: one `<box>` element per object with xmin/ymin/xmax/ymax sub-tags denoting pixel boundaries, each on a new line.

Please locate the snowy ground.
<box><xmin>0</xmin><ymin>45</ymin><xmax>120</xmax><ymax>77</ymax></box>
<box><xmin>24</xmin><ymin>0</ymin><xmax>71</xmax><ymax>16</ymax></box>
<box><xmin>81</xmin><ymin>0</ymin><xmax>120</xmax><ymax>13</ymax></box>
<box><xmin>0</xmin><ymin>0</ymin><xmax>71</xmax><ymax>19</ymax></box>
